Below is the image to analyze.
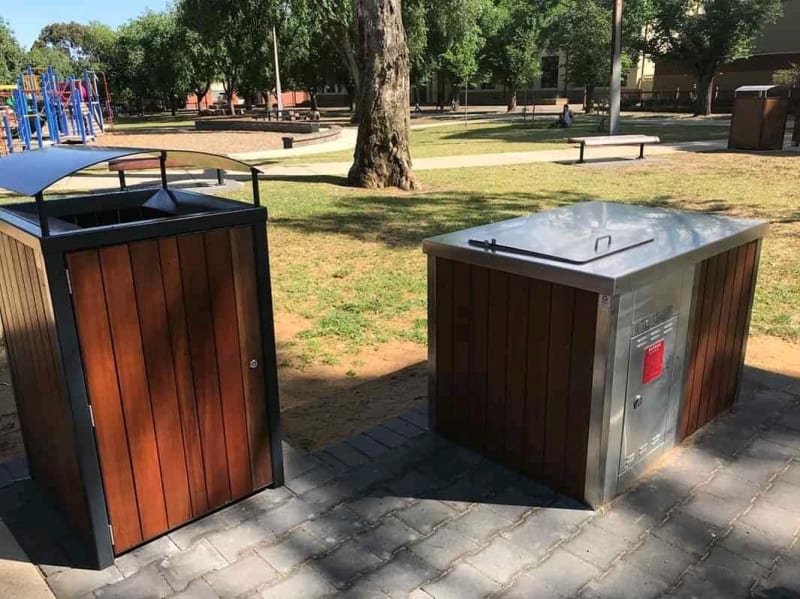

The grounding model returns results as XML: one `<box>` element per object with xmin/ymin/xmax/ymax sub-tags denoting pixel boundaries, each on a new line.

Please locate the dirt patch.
<box><xmin>745</xmin><ymin>335</ymin><xmax>800</xmax><ymax>378</ymax></box>
<box><xmin>98</xmin><ymin>129</ymin><xmax>285</xmax><ymax>154</ymax></box>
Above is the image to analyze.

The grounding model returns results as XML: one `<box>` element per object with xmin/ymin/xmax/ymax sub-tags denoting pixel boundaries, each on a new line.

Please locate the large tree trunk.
<box><xmin>695</xmin><ymin>72</ymin><xmax>715</xmax><ymax>116</ymax></box>
<box><xmin>349</xmin><ymin>0</ymin><xmax>416</xmax><ymax>190</ymax></box>
<box><xmin>506</xmin><ymin>84</ymin><xmax>518</xmax><ymax>112</ymax></box>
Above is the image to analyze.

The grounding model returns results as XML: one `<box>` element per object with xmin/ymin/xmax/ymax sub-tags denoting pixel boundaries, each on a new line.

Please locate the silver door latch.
<box><xmin>249</xmin><ymin>359</ymin><xmax>258</xmax><ymax>369</ymax></box>
<box><xmin>633</xmin><ymin>394</ymin><xmax>643</xmax><ymax>410</ymax></box>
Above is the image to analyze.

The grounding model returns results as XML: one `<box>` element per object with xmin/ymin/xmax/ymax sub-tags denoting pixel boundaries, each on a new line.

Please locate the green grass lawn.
<box><xmin>234</xmin><ymin>150</ymin><xmax>799</xmax><ymax>373</ymax></box>
<box><xmin>273</xmin><ymin>118</ymin><xmax>729</xmax><ymax>165</ymax></box>
<box><xmin>110</xmin><ymin>114</ymin><xmax>195</xmax><ymax>130</ymax></box>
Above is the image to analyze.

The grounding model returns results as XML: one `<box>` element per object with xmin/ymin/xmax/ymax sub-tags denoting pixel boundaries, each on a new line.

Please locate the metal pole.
<box><xmin>160</xmin><ymin>151</ymin><xmax>168</xmax><ymax>188</ymax></box>
<box><xmin>251</xmin><ymin>168</ymin><xmax>261</xmax><ymax>206</ymax></box>
<box><xmin>35</xmin><ymin>192</ymin><xmax>49</xmax><ymax>237</ymax></box>
<box><xmin>609</xmin><ymin>0</ymin><xmax>623</xmax><ymax>135</ymax></box>
<box><xmin>272</xmin><ymin>26</ymin><xmax>284</xmax><ymax>115</ymax></box>
<box><xmin>464</xmin><ymin>81</ymin><xmax>468</xmax><ymax>127</ymax></box>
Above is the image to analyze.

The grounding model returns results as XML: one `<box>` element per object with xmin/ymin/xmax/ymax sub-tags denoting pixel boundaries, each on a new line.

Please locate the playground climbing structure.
<box><xmin>1</xmin><ymin>66</ymin><xmax>111</xmax><ymax>155</ymax></box>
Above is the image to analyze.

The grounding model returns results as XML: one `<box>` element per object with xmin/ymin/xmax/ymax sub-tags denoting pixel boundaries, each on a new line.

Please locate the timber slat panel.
<box><xmin>177</xmin><ymin>234</ymin><xmax>232</xmax><ymax>506</ymax></box>
<box><xmin>158</xmin><ymin>237</ymin><xmax>209</xmax><ymax>515</ymax></box>
<box><xmin>432</xmin><ymin>259</ymin><xmax>596</xmax><ymax>499</ymax></box>
<box><xmin>230</xmin><ymin>227</ymin><xmax>272</xmax><ymax>489</ymax></box>
<box><xmin>98</xmin><ymin>245</ymin><xmax>169</xmax><ymax>539</ymax></box>
<box><xmin>504</xmin><ymin>274</ymin><xmax>529</xmax><ymax>470</ymax></box>
<box><xmin>542</xmin><ymin>284</ymin><xmax>575</xmax><ymax>491</ymax></box>
<box><xmin>434</xmin><ymin>259</ymin><xmax>454</xmax><ymax>437</ymax></box>
<box><xmin>67</xmin><ymin>249</ymin><xmax>143</xmax><ymax>551</ymax></box>
<box><xmin>563</xmin><ymin>289</ymin><xmax>598</xmax><ymax>498</ymax></box>
<box><xmin>486</xmin><ymin>270</ymin><xmax>509</xmax><ymax>460</ymax></box>
<box><xmin>130</xmin><ymin>240</ymin><xmax>193</xmax><ymax>527</ymax></box>
<box><xmin>468</xmin><ymin>266</ymin><xmax>489</xmax><ymax>453</ymax></box>
<box><xmin>451</xmin><ymin>262</ymin><xmax>472</xmax><ymax>448</ymax></box>
<box><xmin>204</xmin><ymin>229</ymin><xmax>252</xmax><ymax>499</ymax></box>
<box><xmin>524</xmin><ymin>279</ymin><xmax>551</xmax><ymax>479</ymax></box>
<box><xmin>680</xmin><ymin>242</ymin><xmax>759</xmax><ymax>439</ymax></box>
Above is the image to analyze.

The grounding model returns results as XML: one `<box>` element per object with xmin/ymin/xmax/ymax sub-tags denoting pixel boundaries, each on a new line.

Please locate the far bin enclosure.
<box><xmin>425</xmin><ymin>201</ymin><xmax>766</xmax><ymax>507</ymax></box>
<box><xmin>0</xmin><ymin>146</ymin><xmax>282</xmax><ymax>568</ymax></box>
<box><xmin>728</xmin><ymin>85</ymin><xmax>790</xmax><ymax>151</ymax></box>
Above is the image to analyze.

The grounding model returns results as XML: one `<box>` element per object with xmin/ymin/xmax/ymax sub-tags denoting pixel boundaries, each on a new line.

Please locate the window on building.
<box><xmin>540</xmin><ymin>56</ymin><xmax>560</xmax><ymax>89</ymax></box>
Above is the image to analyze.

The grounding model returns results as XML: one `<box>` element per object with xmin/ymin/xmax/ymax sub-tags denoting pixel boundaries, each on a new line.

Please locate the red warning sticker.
<box><xmin>642</xmin><ymin>339</ymin><xmax>665</xmax><ymax>384</ymax></box>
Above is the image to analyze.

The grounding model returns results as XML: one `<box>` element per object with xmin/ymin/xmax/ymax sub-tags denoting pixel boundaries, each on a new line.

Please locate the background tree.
<box><xmin>314</xmin><ymin>0</ymin><xmax>361</xmax><ymax>119</ymax></box>
<box><xmin>181</xmin><ymin>30</ymin><xmax>222</xmax><ymax>113</ymax></box>
<box><xmin>773</xmin><ymin>63</ymin><xmax>800</xmax><ymax>87</ymax></box>
<box><xmin>646</xmin><ymin>0</ymin><xmax>782</xmax><ymax>115</ymax></box>
<box><xmin>179</xmin><ymin>0</ymin><xmax>276</xmax><ymax>114</ymax></box>
<box><xmin>0</xmin><ymin>20</ymin><xmax>25</xmax><ymax>84</ymax></box>
<box><xmin>36</xmin><ymin>21</ymin><xmax>117</xmax><ymax>71</ymax></box>
<box><xmin>25</xmin><ymin>44</ymin><xmax>76</xmax><ymax>75</ymax></box>
<box><xmin>349</xmin><ymin>0</ymin><xmax>416</xmax><ymax>190</ymax></box>
<box><xmin>483</xmin><ymin>0</ymin><xmax>545</xmax><ymax>111</ymax></box>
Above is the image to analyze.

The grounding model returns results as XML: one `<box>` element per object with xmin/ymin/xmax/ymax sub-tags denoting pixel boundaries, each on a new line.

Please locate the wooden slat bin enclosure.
<box><xmin>728</xmin><ymin>85</ymin><xmax>790</xmax><ymax>150</ymax></box>
<box><xmin>0</xmin><ymin>147</ymin><xmax>283</xmax><ymax>568</ymax></box>
<box><xmin>424</xmin><ymin>202</ymin><xmax>767</xmax><ymax>507</ymax></box>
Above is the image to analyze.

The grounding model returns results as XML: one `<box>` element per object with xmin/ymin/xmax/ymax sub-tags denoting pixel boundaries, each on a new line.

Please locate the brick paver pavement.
<box><xmin>0</xmin><ymin>366</ymin><xmax>798</xmax><ymax>598</ymax></box>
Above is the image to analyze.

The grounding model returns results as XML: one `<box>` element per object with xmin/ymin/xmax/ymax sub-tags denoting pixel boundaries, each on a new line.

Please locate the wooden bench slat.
<box><xmin>568</xmin><ymin>135</ymin><xmax>660</xmax><ymax>146</ymax></box>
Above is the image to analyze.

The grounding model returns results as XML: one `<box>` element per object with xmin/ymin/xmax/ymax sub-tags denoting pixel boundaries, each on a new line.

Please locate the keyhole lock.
<box><xmin>249</xmin><ymin>359</ymin><xmax>259</xmax><ymax>369</ymax></box>
<box><xmin>633</xmin><ymin>394</ymin><xmax>643</xmax><ymax>410</ymax></box>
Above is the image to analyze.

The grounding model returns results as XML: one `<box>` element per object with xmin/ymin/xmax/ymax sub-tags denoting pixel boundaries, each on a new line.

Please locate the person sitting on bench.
<box><xmin>554</xmin><ymin>103</ymin><xmax>573</xmax><ymax>128</ymax></box>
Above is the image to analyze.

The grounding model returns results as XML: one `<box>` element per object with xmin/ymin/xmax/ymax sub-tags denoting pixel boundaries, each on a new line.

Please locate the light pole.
<box><xmin>272</xmin><ymin>26</ymin><xmax>284</xmax><ymax>114</ymax></box>
<box><xmin>609</xmin><ymin>0</ymin><xmax>623</xmax><ymax>134</ymax></box>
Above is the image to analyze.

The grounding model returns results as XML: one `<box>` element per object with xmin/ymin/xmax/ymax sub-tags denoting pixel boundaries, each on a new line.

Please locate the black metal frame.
<box><xmin>0</xmin><ymin>151</ymin><xmax>282</xmax><ymax>569</ymax></box>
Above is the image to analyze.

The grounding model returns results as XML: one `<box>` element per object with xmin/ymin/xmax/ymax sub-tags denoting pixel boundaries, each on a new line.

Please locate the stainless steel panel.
<box><xmin>619</xmin><ymin>316</ymin><xmax>678</xmax><ymax>475</ymax></box>
<box><xmin>423</xmin><ymin>201</ymin><xmax>768</xmax><ymax>295</ymax></box>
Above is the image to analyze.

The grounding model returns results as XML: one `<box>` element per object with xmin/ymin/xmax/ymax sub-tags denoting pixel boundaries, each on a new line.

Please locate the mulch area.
<box><xmin>96</xmin><ymin>128</ymin><xmax>285</xmax><ymax>154</ymax></box>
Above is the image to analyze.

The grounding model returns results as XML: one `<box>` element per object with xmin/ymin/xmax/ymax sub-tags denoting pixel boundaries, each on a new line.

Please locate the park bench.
<box><xmin>108</xmin><ymin>156</ymin><xmax>224</xmax><ymax>190</ymax></box>
<box><xmin>568</xmin><ymin>134</ymin><xmax>661</xmax><ymax>163</ymax></box>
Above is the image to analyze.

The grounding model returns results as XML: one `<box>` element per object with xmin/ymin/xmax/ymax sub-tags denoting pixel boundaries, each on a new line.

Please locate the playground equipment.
<box><xmin>0</xmin><ymin>66</ymin><xmax>110</xmax><ymax>155</ymax></box>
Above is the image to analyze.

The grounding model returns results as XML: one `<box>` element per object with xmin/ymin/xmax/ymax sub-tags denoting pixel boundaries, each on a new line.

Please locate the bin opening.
<box><xmin>58</xmin><ymin>206</ymin><xmax>173</xmax><ymax>228</ymax></box>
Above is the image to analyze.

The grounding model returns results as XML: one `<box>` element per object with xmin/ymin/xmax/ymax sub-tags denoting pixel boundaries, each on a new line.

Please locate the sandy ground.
<box><xmin>98</xmin><ymin>128</ymin><xmax>286</xmax><ymax>154</ymax></box>
<box><xmin>0</xmin><ymin>333</ymin><xmax>796</xmax><ymax>461</ymax></box>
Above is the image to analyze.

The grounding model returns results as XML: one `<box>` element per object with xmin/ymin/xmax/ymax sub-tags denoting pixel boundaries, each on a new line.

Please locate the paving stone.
<box><xmin>464</xmin><ymin>536</ymin><xmax>535</xmax><ymax>584</ymax></box>
<box><xmin>366</xmin><ymin>550</ymin><xmax>441</xmax><ymax>598</ymax></box>
<box><xmin>168</xmin><ymin>578</ymin><xmax>219</xmax><ymax>599</ymax></box>
<box><xmin>781</xmin><ymin>406</ymin><xmax>800</xmax><ymax>432</ymax></box>
<box><xmin>753</xmin><ymin>557</ymin><xmax>800</xmax><ymax>598</ymax></box>
<box><xmin>504</xmin><ymin>548</ymin><xmax>601</xmax><ymax>598</ymax></box>
<box><xmin>348</xmin><ymin>433</ymin><xmax>391</xmax><ymax>459</ymax></box>
<box><xmin>213</xmin><ymin>499</ymin><xmax>263</xmax><ymax>528</ymax></box>
<box><xmin>744</xmin><ymin>438</ymin><xmax>797</xmax><ymax>462</ymax></box>
<box><xmin>324</xmin><ymin>442</ymin><xmax>370</xmax><ymax>468</ymax></box>
<box><xmin>780</xmin><ymin>461</ymin><xmax>800</xmax><ymax>487</ymax></box>
<box><xmin>364</xmin><ymin>425</ymin><xmax>408</xmax><ymax>449</ymax></box>
<box><xmin>591</xmin><ymin>502</ymin><xmax>657</xmax><ymax>542</ymax></box>
<box><xmin>624</xmin><ymin>533</ymin><xmax>695</xmax><ymax>584</ymax></box>
<box><xmin>4</xmin><ymin>456</ymin><xmax>29</xmax><ymax>480</ymax></box>
<box><xmin>427</xmin><ymin>475</ymin><xmax>486</xmax><ymax>512</ymax></box>
<box><xmin>581</xmin><ymin>560</ymin><xmax>669</xmax><ymax>599</ymax></box>
<box><xmin>255</xmin><ymin>528</ymin><xmax>326</xmax><ymax>574</ymax></box>
<box><xmin>396</xmin><ymin>499</ymin><xmax>457</xmax><ymax>535</ymax></box>
<box><xmin>259</xmin><ymin>497</ymin><xmax>317</xmax><ymax>536</ymax></box>
<box><xmin>483</xmin><ymin>487</ymin><xmax>541</xmax><ymax>523</ymax></box>
<box><xmin>238</xmin><ymin>485</ymin><xmax>294</xmax><ymax>513</ymax></box>
<box><xmin>741</xmin><ymin>499</ymin><xmax>800</xmax><ymax>546</ymax></box>
<box><xmin>623</xmin><ymin>474</ymin><xmax>689</xmax><ymax>519</ymax></box>
<box><xmin>342</xmin><ymin>464</ymin><xmax>395</xmax><ymax>494</ymax></box>
<box><xmin>719</xmin><ymin>521</ymin><xmax>785</xmax><ymax>569</ymax></box>
<box><xmin>314</xmin><ymin>540</ymin><xmax>383</xmax><ymax>588</ymax></box>
<box><xmin>203</xmin><ymin>553</ymin><xmax>277</xmax><ymax>598</ymax></box>
<box><xmin>668</xmin><ymin>446</ymin><xmax>726</xmax><ymax>483</ymax></box>
<box><xmin>759</xmin><ymin>425</ymin><xmax>800</xmax><ymax>454</ymax></box>
<box><xmin>348</xmin><ymin>492</ymin><xmax>413</xmax><ymax>523</ymax></box>
<box><xmin>691</xmin><ymin>424</ymin><xmax>756</xmax><ymax>459</ymax></box>
<box><xmin>561</xmin><ymin>523</ymin><xmax>631</xmax><ymax>570</ymax></box>
<box><xmin>503</xmin><ymin>502</ymin><xmax>593</xmax><ymax>559</ymax></box>
<box><xmin>338</xmin><ymin>577</ymin><xmax>390</xmax><ymax>598</ymax></box>
<box><xmin>285</xmin><ymin>464</ymin><xmax>338</xmax><ymax>495</ymax></box>
<box><xmin>383</xmin><ymin>416</ymin><xmax>425</xmax><ymax>439</ymax></box>
<box><xmin>357</xmin><ymin>516</ymin><xmax>421</xmax><ymax>561</ymax></box>
<box><xmin>47</xmin><ymin>564</ymin><xmax>124</xmax><ymax>599</ymax></box>
<box><xmin>409</xmin><ymin>526</ymin><xmax>479</xmax><ymax>570</ymax></box>
<box><xmin>257</xmin><ymin>564</ymin><xmax>336</xmax><ymax>599</ymax></box>
<box><xmin>444</xmin><ymin>504</ymin><xmax>515</xmax><ymax>545</ymax></box>
<box><xmin>422</xmin><ymin>563</ymin><xmax>501</xmax><ymax>599</ymax></box>
<box><xmin>114</xmin><ymin>536</ymin><xmax>181</xmax><ymax>578</ymax></box>
<box><xmin>315</xmin><ymin>450</ymin><xmax>352</xmax><ymax>475</ymax></box>
<box><xmin>0</xmin><ymin>465</ymin><xmax>12</xmax><ymax>489</ymax></box>
<box><xmin>93</xmin><ymin>564</ymin><xmax>172</xmax><ymax>599</ymax></box>
<box><xmin>385</xmin><ymin>470</ymin><xmax>439</xmax><ymax>499</ymax></box>
<box><xmin>159</xmin><ymin>539</ymin><xmax>228</xmax><ymax>592</ymax></box>
<box><xmin>727</xmin><ymin>455</ymin><xmax>787</xmax><ymax>486</ymax></box>
<box><xmin>761</xmin><ymin>480</ymin><xmax>800</xmax><ymax>514</ymax></box>
<box><xmin>301</xmin><ymin>505</ymin><xmax>365</xmax><ymax>546</ymax></box>
<box><xmin>284</xmin><ymin>448</ymin><xmax>323</xmax><ymax>481</ymax></box>
<box><xmin>168</xmin><ymin>511</ymin><xmax>231</xmax><ymax>550</ymax></box>
<box><xmin>207</xmin><ymin>519</ymin><xmax>276</xmax><ymax>562</ymax></box>
<box><xmin>678</xmin><ymin>490</ymin><xmax>751</xmax><ymax>529</ymax></box>
<box><xmin>301</xmin><ymin>479</ymin><xmax>355</xmax><ymax>512</ymax></box>
<box><xmin>675</xmin><ymin>546</ymin><xmax>767</xmax><ymax>599</ymax></box>
<box><xmin>651</xmin><ymin>511</ymin><xmax>722</xmax><ymax>557</ymax></box>
<box><xmin>400</xmin><ymin>409</ymin><xmax>429</xmax><ymax>431</ymax></box>
<box><xmin>698</xmin><ymin>469</ymin><xmax>763</xmax><ymax>503</ymax></box>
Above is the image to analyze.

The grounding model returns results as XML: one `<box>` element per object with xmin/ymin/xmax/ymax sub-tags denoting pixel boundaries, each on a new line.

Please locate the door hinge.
<box><xmin>65</xmin><ymin>268</ymin><xmax>73</xmax><ymax>295</ymax></box>
<box><xmin>88</xmin><ymin>404</ymin><xmax>95</xmax><ymax>428</ymax></box>
<box><xmin>108</xmin><ymin>524</ymin><xmax>115</xmax><ymax>547</ymax></box>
